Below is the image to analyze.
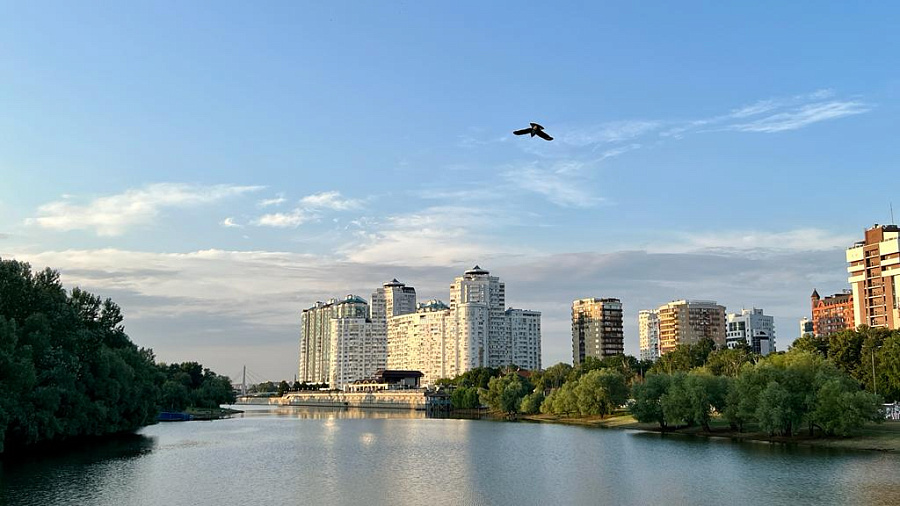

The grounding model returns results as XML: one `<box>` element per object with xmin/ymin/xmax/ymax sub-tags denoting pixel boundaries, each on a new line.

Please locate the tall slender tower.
<box><xmin>572</xmin><ymin>298</ymin><xmax>624</xmax><ymax>364</ymax></box>
<box><xmin>449</xmin><ymin>266</ymin><xmax>506</xmax><ymax>368</ymax></box>
<box><xmin>847</xmin><ymin>224</ymin><xmax>900</xmax><ymax>329</ymax></box>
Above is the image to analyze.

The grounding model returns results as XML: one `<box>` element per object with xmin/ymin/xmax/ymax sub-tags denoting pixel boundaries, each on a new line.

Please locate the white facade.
<box><xmin>299</xmin><ymin>294</ymin><xmax>385</xmax><ymax>389</ymax></box>
<box><xmin>638</xmin><ymin>309</ymin><xmax>660</xmax><ymax>362</ymax></box>
<box><xmin>726</xmin><ymin>308</ymin><xmax>776</xmax><ymax>356</ymax></box>
<box><xmin>384</xmin><ymin>267</ymin><xmax>542</xmax><ymax>385</ymax></box>
<box><xmin>387</xmin><ymin>301</ymin><xmax>460</xmax><ymax>385</ymax></box>
<box><xmin>507</xmin><ymin>309</ymin><xmax>541</xmax><ymax>370</ymax></box>
<box><xmin>328</xmin><ymin>317</ymin><xmax>387</xmax><ymax>390</ymax></box>
<box><xmin>449</xmin><ymin>266</ymin><xmax>509</xmax><ymax>367</ymax></box>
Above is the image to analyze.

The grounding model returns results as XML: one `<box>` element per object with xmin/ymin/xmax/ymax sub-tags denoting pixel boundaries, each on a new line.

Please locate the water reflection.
<box><xmin>0</xmin><ymin>434</ymin><xmax>156</xmax><ymax>506</ymax></box>
<box><xmin>2</xmin><ymin>410</ymin><xmax>900</xmax><ymax>506</ymax></box>
<box><xmin>232</xmin><ymin>404</ymin><xmax>425</xmax><ymax>420</ymax></box>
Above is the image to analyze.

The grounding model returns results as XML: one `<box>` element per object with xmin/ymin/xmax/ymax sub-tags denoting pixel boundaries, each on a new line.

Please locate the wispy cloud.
<box><xmin>254</xmin><ymin>191</ymin><xmax>362</xmax><ymax>228</ymax></box>
<box><xmin>255</xmin><ymin>209</ymin><xmax>314</xmax><ymax>228</ymax></box>
<box><xmin>341</xmin><ymin>206</ymin><xmax>524</xmax><ymax>266</ymax></box>
<box><xmin>505</xmin><ymin>165</ymin><xmax>603</xmax><ymax>208</ymax></box>
<box><xmin>257</xmin><ymin>195</ymin><xmax>287</xmax><ymax>208</ymax></box>
<box><xmin>300</xmin><ymin>191</ymin><xmax>362</xmax><ymax>211</ymax></box>
<box><xmin>29</xmin><ymin>183</ymin><xmax>263</xmax><ymax>236</ymax></box>
<box><xmin>728</xmin><ymin>101</ymin><xmax>870</xmax><ymax>133</ymax></box>
<box><xmin>663</xmin><ymin>89</ymin><xmax>870</xmax><ymax>138</ymax></box>
<box><xmin>563</xmin><ymin>121</ymin><xmax>661</xmax><ymax>146</ymax></box>
<box><xmin>661</xmin><ymin>228</ymin><xmax>856</xmax><ymax>254</ymax></box>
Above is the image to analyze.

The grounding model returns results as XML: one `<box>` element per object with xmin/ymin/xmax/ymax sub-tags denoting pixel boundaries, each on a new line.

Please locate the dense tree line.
<box><xmin>438</xmin><ymin>333</ymin><xmax>885</xmax><ymax>438</ymax></box>
<box><xmin>632</xmin><ymin>350</ymin><xmax>882</xmax><ymax>437</ymax></box>
<box><xmin>792</xmin><ymin>327</ymin><xmax>900</xmax><ymax>402</ymax></box>
<box><xmin>158</xmin><ymin>362</ymin><xmax>235</xmax><ymax>411</ymax></box>
<box><xmin>0</xmin><ymin>258</ymin><xmax>234</xmax><ymax>454</ymax></box>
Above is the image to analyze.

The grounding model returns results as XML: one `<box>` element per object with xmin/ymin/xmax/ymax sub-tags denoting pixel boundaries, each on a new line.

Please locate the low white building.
<box><xmin>726</xmin><ymin>308</ymin><xmax>775</xmax><ymax>355</ymax></box>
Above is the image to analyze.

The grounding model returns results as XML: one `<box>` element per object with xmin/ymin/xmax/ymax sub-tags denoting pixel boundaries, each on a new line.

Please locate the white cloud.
<box><xmin>300</xmin><ymin>191</ymin><xmax>362</xmax><ymax>211</ymax></box>
<box><xmin>220</xmin><ymin>217</ymin><xmax>242</xmax><ymax>228</ymax></box>
<box><xmin>258</xmin><ymin>196</ymin><xmax>287</xmax><ymax>207</ymax></box>
<box><xmin>506</xmin><ymin>166</ymin><xmax>603</xmax><ymax>208</ymax></box>
<box><xmin>661</xmin><ymin>228</ymin><xmax>856</xmax><ymax>254</ymax></box>
<box><xmin>29</xmin><ymin>183</ymin><xmax>263</xmax><ymax>236</ymax></box>
<box><xmin>563</xmin><ymin>121</ymin><xmax>661</xmax><ymax>146</ymax></box>
<box><xmin>253</xmin><ymin>191</ymin><xmax>362</xmax><ymax>228</ymax></box>
<box><xmin>729</xmin><ymin>101</ymin><xmax>871</xmax><ymax>133</ymax></box>
<box><xmin>341</xmin><ymin>206</ymin><xmax>523</xmax><ymax>266</ymax></box>
<box><xmin>255</xmin><ymin>209</ymin><xmax>314</xmax><ymax>228</ymax></box>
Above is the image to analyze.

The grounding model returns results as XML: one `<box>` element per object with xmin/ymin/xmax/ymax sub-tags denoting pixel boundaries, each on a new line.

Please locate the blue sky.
<box><xmin>2</xmin><ymin>2</ymin><xmax>898</xmax><ymax>381</ymax></box>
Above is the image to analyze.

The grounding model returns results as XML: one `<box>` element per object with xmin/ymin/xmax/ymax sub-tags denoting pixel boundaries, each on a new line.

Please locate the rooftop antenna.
<box><xmin>891</xmin><ymin>202</ymin><xmax>895</xmax><ymax>225</ymax></box>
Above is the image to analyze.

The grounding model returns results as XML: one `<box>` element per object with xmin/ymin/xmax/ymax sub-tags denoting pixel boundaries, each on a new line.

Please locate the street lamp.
<box><xmin>872</xmin><ymin>344</ymin><xmax>883</xmax><ymax>397</ymax></box>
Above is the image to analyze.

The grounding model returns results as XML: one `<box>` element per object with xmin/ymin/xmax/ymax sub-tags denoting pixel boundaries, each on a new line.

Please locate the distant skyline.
<box><xmin>2</xmin><ymin>2</ymin><xmax>898</xmax><ymax>380</ymax></box>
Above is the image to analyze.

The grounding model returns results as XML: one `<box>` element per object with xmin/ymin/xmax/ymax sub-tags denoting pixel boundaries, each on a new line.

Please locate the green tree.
<box><xmin>573</xmin><ymin>369</ymin><xmax>628</xmax><ymax>417</ymax></box>
<box><xmin>450</xmin><ymin>386</ymin><xmax>481</xmax><ymax>409</ymax></box>
<box><xmin>519</xmin><ymin>391</ymin><xmax>545</xmax><ymax>415</ymax></box>
<box><xmin>541</xmin><ymin>381</ymin><xmax>578</xmax><ymax>416</ymax></box>
<box><xmin>630</xmin><ymin>373</ymin><xmax>672</xmax><ymax>428</ymax></box>
<box><xmin>706</xmin><ymin>347</ymin><xmax>756</xmax><ymax>377</ymax></box>
<box><xmin>532</xmin><ymin>362</ymin><xmax>572</xmax><ymax>393</ymax></box>
<box><xmin>812</xmin><ymin>378</ymin><xmax>883</xmax><ymax>436</ymax></box>
<box><xmin>790</xmin><ymin>333</ymin><xmax>828</xmax><ymax>357</ymax></box>
<box><xmin>480</xmin><ymin>374</ymin><xmax>532</xmax><ymax>415</ymax></box>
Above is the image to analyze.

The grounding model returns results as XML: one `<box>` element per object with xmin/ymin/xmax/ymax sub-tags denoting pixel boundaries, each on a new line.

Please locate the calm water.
<box><xmin>3</xmin><ymin>405</ymin><xmax>900</xmax><ymax>506</ymax></box>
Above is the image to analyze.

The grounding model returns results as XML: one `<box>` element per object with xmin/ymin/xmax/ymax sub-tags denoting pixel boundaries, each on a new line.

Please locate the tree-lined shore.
<box><xmin>0</xmin><ymin>258</ymin><xmax>235</xmax><ymax>455</ymax></box>
<box><xmin>442</xmin><ymin>329</ymin><xmax>895</xmax><ymax>447</ymax></box>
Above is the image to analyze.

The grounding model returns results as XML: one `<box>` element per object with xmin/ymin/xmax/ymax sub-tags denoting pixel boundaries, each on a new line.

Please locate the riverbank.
<box><xmin>521</xmin><ymin>412</ymin><xmax>900</xmax><ymax>452</ymax></box>
<box><xmin>183</xmin><ymin>407</ymin><xmax>243</xmax><ymax>420</ymax></box>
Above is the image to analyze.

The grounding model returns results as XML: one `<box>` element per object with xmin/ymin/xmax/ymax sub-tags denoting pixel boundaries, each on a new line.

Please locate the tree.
<box><xmin>519</xmin><ymin>391</ymin><xmax>545</xmax><ymax>415</ymax></box>
<box><xmin>541</xmin><ymin>381</ymin><xmax>578</xmax><ymax>416</ymax></box>
<box><xmin>481</xmin><ymin>374</ymin><xmax>532</xmax><ymax>415</ymax></box>
<box><xmin>706</xmin><ymin>347</ymin><xmax>756</xmax><ymax>377</ymax></box>
<box><xmin>573</xmin><ymin>369</ymin><xmax>628</xmax><ymax>417</ymax></box>
<box><xmin>450</xmin><ymin>386</ymin><xmax>481</xmax><ymax>410</ymax></box>
<box><xmin>0</xmin><ymin>258</ymin><xmax>162</xmax><ymax>453</ymax></box>
<box><xmin>812</xmin><ymin>378</ymin><xmax>883</xmax><ymax>436</ymax></box>
<box><xmin>652</xmin><ymin>338</ymin><xmax>717</xmax><ymax>374</ymax></box>
<box><xmin>532</xmin><ymin>362</ymin><xmax>572</xmax><ymax>393</ymax></box>
<box><xmin>790</xmin><ymin>334</ymin><xmax>828</xmax><ymax>357</ymax></box>
<box><xmin>630</xmin><ymin>373</ymin><xmax>672</xmax><ymax>428</ymax></box>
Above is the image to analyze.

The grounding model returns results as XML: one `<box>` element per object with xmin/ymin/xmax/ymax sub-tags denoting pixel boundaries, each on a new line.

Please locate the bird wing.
<box><xmin>535</xmin><ymin>129</ymin><xmax>553</xmax><ymax>141</ymax></box>
<box><xmin>513</xmin><ymin>128</ymin><xmax>532</xmax><ymax>135</ymax></box>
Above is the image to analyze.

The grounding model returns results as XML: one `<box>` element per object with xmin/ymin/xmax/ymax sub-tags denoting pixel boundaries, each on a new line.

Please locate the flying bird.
<box><xmin>513</xmin><ymin>122</ymin><xmax>553</xmax><ymax>141</ymax></box>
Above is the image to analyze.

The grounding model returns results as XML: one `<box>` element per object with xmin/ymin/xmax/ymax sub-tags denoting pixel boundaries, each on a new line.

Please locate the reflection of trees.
<box><xmin>270</xmin><ymin>406</ymin><xmax>425</xmax><ymax>420</ymax></box>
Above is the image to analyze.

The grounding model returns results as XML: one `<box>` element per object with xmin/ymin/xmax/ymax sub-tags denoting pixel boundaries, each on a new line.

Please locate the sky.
<box><xmin>2</xmin><ymin>2</ymin><xmax>899</xmax><ymax>382</ymax></box>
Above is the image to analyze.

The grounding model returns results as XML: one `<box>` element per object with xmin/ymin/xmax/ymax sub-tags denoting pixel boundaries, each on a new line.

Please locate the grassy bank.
<box><xmin>183</xmin><ymin>407</ymin><xmax>243</xmax><ymax>420</ymax></box>
<box><xmin>521</xmin><ymin>412</ymin><xmax>900</xmax><ymax>452</ymax></box>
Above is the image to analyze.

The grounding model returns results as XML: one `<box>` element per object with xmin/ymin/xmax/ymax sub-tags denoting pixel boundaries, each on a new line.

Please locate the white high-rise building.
<box><xmin>371</xmin><ymin>279</ymin><xmax>417</xmax><ymax>321</ymax></box>
<box><xmin>328</xmin><ymin>316</ymin><xmax>386</xmax><ymax>390</ymax></box>
<box><xmin>507</xmin><ymin>309</ymin><xmax>542</xmax><ymax>370</ymax></box>
<box><xmin>449</xmin><ymin>266</ymin><xmax>508</xmax><ymax>368</ymax></box>
<box><xmin>726</xmin><ymin>308</ymin><xmax>776</xmax><ymax>356</ymax></box>
<box><xmin>385</xmin><ymin>267</ymin><xmax>542</xmax><ymax>385</ymax></box>
<box><xmin>638</xmin><ymin>309</ymin><xmax>660</xmax><ymax>362</ymax></box>
<box><xmin>299</xmin><ymin>295</ymin><xmax>370</xmax><ymax>385</ymax></box>
<box><xmin>387</xmin><ymin>300</ymin><xmax>460</xmax><ymax>385</ymax></box>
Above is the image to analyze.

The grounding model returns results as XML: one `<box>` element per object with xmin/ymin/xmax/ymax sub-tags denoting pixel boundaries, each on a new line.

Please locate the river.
<box><xmin>2</xmin><ymin>405</ymin><xmax>899</xmax><ymax>505</ymax></box>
